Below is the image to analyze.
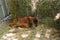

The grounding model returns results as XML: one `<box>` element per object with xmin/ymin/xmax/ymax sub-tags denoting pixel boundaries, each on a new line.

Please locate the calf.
<box><xmin>9</xmin><ymin>16</ymin><xmax>38</xmax><ymax>28</ymax></box>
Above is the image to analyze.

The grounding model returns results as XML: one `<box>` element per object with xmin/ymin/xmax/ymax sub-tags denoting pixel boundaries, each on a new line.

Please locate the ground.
<box><xmin>0</xmin><ymin>19</ymin><xmax>60</xmax><ymax>40</ymax></box>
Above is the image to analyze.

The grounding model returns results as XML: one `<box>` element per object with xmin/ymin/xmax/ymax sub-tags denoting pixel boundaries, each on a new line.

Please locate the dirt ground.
<box><xmin>0</xmin><ymin>21</ymin><xmax>60</xmax><ymax>40</ymax></box>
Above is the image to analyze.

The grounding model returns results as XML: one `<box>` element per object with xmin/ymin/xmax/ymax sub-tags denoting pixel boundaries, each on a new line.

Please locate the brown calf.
<box><xmin>9</xmin><ymin>16</ymin><xmax>38</xmax><ymax>28</ymax></box>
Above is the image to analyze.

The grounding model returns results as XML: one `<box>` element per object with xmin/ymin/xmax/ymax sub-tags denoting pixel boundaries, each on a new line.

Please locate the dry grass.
<box><xmin>0</xmin><ymin>21</ymin><xmax>60</xmax><ymax>40</ymax></box>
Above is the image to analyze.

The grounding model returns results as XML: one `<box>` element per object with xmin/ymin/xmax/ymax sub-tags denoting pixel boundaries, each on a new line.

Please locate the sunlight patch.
<box><xmin>35</xmin><ymin>32</ymin><xmax>41</xmax><ymax>38</ymax></box>
<box><xmin>2</xmin><ymin>33</ymin><xmax>18</xmax><ymax>40</ymax></box>
<box><xmin>21</xmin><ymin>34</ymin><xmax>29</xmax><ymax>38</ymax></box>
<box><xmin>45</xmin><ymin>29</ymin><xmax>52</xmax><ymax>38</ymax></box>
<box><xmin>54</xmin><ymin>13</ymin><xmax>60</xmax><ymax>20</ymax></box>
<box><xmin>31</xmin><ymin>0</ymin><xmax>39</xmax><ymax>12</ymax></box>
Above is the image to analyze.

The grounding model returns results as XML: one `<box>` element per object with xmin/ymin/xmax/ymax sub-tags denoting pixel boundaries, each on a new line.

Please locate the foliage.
<box><xmin>9</xmin><ymin>0</ymin><xmax>17</xmax><ymax>18</ymax></box>
<box><xmin>9</xmin><ymin>0</ymin><xmax>32</xmax><ymax>18</ymax></box>
<box><xmin>36</xmin><ymin>0</ymin><xmax>60</xmax><ymax>18</ymax></box>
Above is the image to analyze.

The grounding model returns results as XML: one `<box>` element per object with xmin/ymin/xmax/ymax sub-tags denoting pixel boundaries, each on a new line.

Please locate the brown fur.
<box><xmin>9</xmin><ymin>16</ymin><xmax>38</xmax><ymax>28</ymax></box>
